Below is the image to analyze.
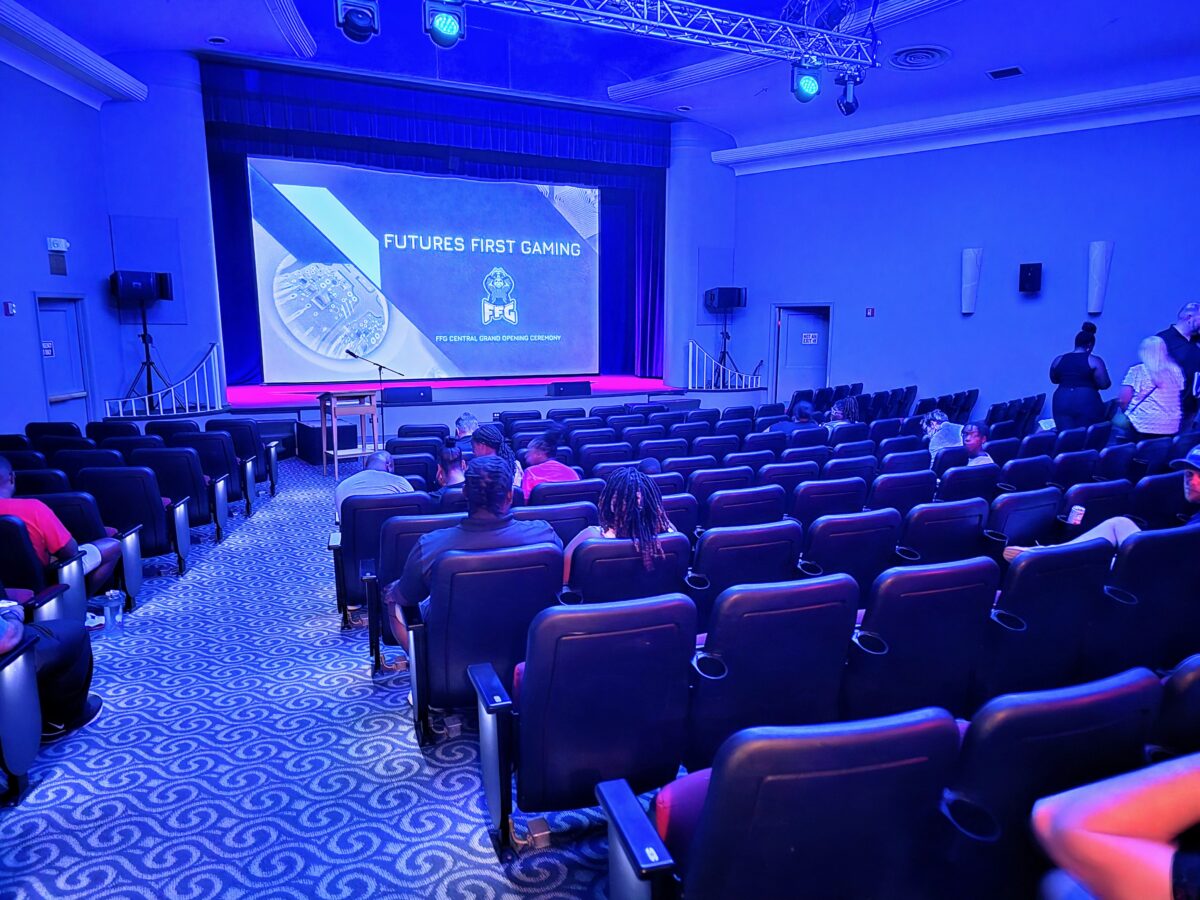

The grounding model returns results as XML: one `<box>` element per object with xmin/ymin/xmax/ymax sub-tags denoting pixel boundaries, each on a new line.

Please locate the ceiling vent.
<box><xmin>889</xmin><ymin>46</ymin><xmax>952</xmax><ymax>70</ymax></box>
<box><xmin>987</xmin><ymin>66</ymin><xmax>1025</xmax><ymax>80</ymax></box>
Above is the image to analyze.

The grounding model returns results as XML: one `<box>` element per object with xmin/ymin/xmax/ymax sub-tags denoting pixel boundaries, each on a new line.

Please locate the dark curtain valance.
<box><xmin>202</xmin><ymin>60</ymin><xmax>667</xmax><ymax>382</ymax></box>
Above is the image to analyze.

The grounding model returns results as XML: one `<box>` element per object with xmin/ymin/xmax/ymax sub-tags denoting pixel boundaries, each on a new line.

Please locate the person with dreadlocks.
<box><xmin>382</xmin><ymin>455</ymin><xmax>561</xmax><ymax>650</ymax></box>
<box><xmin>521</xmin><ymin>424</ymin><xmax>579</xmax><ymax>500</ymax></box>
<box><xmin>823</xmin><ymin>395</ymin><xmax>860</xmax><ymax>437</ymax></box>
<box><xmin>561</xmin><ymin>466</ymin><xmax>675</xmax><ymax>583</ymax></box>
<box><xmin>471</xmin><ymin>422</ymin><xmax>524</xmax><ymax>491</ymax></box>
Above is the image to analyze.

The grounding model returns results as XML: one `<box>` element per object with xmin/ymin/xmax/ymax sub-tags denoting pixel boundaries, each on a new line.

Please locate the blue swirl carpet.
<box><xmin>1</xmin><ymin>460</ymin><xmax>608</xmax><ymax>898</ymax></box>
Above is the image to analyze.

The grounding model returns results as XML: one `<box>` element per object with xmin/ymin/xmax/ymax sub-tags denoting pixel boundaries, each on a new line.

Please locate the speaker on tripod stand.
<box><xmin>112</xmin><ymin>270</ymin><xmax>174</xmax><ymax>406</ymax></box>
<box><xmin>704</xmin><ymin>287</ymin><xmax>747</xmax><ymax>388</ymax></box>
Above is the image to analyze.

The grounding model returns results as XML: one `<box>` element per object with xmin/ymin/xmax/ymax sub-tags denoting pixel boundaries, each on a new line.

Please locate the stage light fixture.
<box><xmin>835</xmin><ymin>70</ymin><xmax>863</xmax><ymax>116</ymax></box>
<box><xmin>790</xmin><ymin>60</ymin><xmax>822</xmax><ymax>103</ymax></box>
<box><xmin>336</xmin><ymin>0</ymin><xmax>380</xmax><ymax>43</ymax></box>
<box><xmin>424</xmin><ymin>0</ymin><xmax>466</xmax><ymax>48</ymax></box>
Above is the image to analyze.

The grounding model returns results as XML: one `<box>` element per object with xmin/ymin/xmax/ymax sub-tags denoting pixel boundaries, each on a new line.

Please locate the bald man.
<box><xmin>334</xmin><ymin>452</ymin><xmax>414</xmax><ymax>523</ymax></box>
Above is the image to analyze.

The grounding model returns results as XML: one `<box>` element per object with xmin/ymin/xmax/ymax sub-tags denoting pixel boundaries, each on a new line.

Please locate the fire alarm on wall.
<box><xmin>865</xmin><ymin>307</ymin><xmax>876</xmax><ymax>317</ymax></box>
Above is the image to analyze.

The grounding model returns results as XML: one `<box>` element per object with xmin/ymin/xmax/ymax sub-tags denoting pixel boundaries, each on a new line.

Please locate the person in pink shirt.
<box><xmin>522</xmin><ymin>425</ymin><xmax>579</xmax><ymax>500</ymax></box>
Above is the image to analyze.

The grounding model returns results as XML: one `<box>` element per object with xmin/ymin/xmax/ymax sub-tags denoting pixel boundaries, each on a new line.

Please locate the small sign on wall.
<box><xmin>42</xmin><ymin>341</ymin><xmax>55</xmax><ymax>358</ymax></box>
<box><xmin>801</xmin><ymin>332</ymin><xmax>819</xmax><ymax>345</ymax></box>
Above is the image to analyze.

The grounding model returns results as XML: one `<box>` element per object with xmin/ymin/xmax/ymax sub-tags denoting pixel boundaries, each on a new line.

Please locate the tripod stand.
<box><xmin>124</xmin><ymin>296</ymin><xmax>171</xmax><ymax>407</ymax></box>
<box><xmin>348</xmin><ymin>350</ymin><xmax>405</xmax><ymax>442</ymax></box>
<box><xmin>714</xmin><ymin>312</ymin><xmax>741</xmax><ymax>388</ymax></box>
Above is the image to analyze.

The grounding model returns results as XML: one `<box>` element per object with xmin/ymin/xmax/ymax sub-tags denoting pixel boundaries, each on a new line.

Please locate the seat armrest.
<box><xmin>20</xmin><ymin>585</ymin><xmax>69</xmax><ymax>623</ymax></box>
<box><xmin>596</xmin><ymin>779</ymin><xmax>675</xmax><ymax>886</ymax></box>
<box><xmin>468</xmin><ymin>663</ymin><xmax>513</xmax><ymax>714</ymax></box>
<box><xmin>115</xmin><ymin>523</ymin><xmax>143</xmax><ymax>540</ymax></box>
<box><xmin>47</xmin><ymin>550</ymin><xmax>85</xmax><ymax>576</ymax></box>
<box><xmin>167</xmin><ymin>497</ymin><xmax>191</xmax><ymax>574</ymax></box>
<box><xmin>0</xmin><ymin>632</ymin><xmax>39</xmax><ymax>667</ymax></box>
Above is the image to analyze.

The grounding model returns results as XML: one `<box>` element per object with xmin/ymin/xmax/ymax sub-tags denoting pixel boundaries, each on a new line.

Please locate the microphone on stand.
<box><xmin>345</xmin><ymin>349</ymin><xmax>359</xmax><ymax>358</ymax></box>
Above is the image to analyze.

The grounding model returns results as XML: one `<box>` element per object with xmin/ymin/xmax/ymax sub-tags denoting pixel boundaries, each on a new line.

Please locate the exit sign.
<box><xmin>865</xmin><ymin>307</ymin><xmax>876</xmax><ymax>317</ymax></box>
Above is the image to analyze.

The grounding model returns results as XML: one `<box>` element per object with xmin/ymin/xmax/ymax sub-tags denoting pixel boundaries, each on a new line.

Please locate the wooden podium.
<box><xmin>317</xmin><ymin>391</ymin><xmax>382</xmax><ymax>479</ymax></box>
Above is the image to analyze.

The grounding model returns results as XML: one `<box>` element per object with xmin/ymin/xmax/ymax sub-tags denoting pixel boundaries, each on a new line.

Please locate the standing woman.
<box><xmin>1117</xmin><ymin>336</ymin><xmax>1184</xmax><ymax>441</ymax></box>
<box><xmin>1050</xmin><ymin>322</ymin><xmax>1111</xmax><ymax>430</ymax></box>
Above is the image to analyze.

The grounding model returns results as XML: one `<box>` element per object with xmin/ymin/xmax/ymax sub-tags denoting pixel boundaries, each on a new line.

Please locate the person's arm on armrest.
<box><xmin>1032</xmin><ymin>753</ymin><xmax>1200</xmax><ymax>900</ymax></box>
<box><xmin>0</xmin><ymin>610</ymin><xmax>23</xmax><ymax>654</ymax></box>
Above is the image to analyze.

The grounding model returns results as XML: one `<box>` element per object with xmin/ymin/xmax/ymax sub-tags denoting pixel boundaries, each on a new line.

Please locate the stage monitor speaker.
<box><xmin>548</xmin><ymin>381</ymin><xmax>591</xmax><ymax>397</ymax></box>
<box><xmin>111</xmin><ymin>270</ymin><xmax>173</xmax><ymax>306</ymax></box>
<box><xmin>1019</xmin><ymin>263</ymin><xmax>1042</xmax><ymax>294</ymax></box>
<box><xmin>382</xmin><ymin>386</ymin><xmax>433</xmax><ymax>404</ymax></box>
<box><xmin>704</xmin><ymin>287</ymin><xmax>747</xmax><ymax>313</ymax></box>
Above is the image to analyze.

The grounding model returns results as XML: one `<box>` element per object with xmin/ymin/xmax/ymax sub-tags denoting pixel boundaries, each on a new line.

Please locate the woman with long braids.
<box><xmin>471</xmin><ymin>422</ymin><xmax>524</xmax><ymax>490</ymax></box>
<box><xmin>562</xmin><ymin>466</ymin><xmax>674</xmax><ymax>582</ymax></box>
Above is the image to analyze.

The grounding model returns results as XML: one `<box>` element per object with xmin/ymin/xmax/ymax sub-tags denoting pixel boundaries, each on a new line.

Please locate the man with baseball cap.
<box><xmin>1004</xmin><ymin>445</ymin><xmax>1200</xmax><ymax>559</ymax></box>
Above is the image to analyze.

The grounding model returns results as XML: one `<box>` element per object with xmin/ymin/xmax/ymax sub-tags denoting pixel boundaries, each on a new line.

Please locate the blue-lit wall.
<box><xmin>731</xmin><ymin>116</ymin><xmax>1200</xmax><ymax>414</ymax></box>
<box><xmin>0</xmin><ymin>55</ymin><xmax>223</xmax><ymax>433</ymax></box>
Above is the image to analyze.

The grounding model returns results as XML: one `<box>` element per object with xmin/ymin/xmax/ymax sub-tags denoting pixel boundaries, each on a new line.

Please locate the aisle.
<box><xmin>0</xmin><ymin>460</ymin><xmax>606</xmax><ymax>899</ymax></box>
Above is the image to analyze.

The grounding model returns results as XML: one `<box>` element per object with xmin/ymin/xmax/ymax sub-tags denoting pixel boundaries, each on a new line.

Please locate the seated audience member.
<box><xmin>383</xmin><ymin>456</ymin><xmax>561</xmax><ymax>647</ymax></box>
<box><xmin>1117</xmin><ymin>335</ymin><xmax>1184</xmax><ymax>441</ymax></box>
<box><xmin>1033</xmin><ymin>752</ymin><xmax>1200</xmax><ymax>900</ymax></box>
<box><xmin>766</xmin><ymin>400</ymin><xmax>817</xmax><ymax>435</ymax></box>
<box><xmin>430</xmin><ymin>441</ymin><xmax>466</xmax><ymax>499</ymax></box>
<box><xmin>562</xmin><ymin>466</ymin><xmax>675</xmax><ymax>583</ymax></box>
<box><xmin>923</xmin><ymin>409</ymin><xmax>964</xmax><ymax>452</ymax></box>
<box><xmin>334</xmin><ymin>452</ymin><xmax>413</xmax><ymax>522</ymax></box>
<box><xmin>1004</xmin><ymin>445</ymin><xmax>1200</xmax><ymax>561</ymax></box>
<box><xmin>637</xmin><ymin>457</ymin><xmax>662</xmax><ymax>475</ymax></box>
<box><xmin>963</xmin><ymin>421</ymin><xmax>994</xmax><ymax>466</ymax></box>
<box><xmin>0</xmin><ymin>589</ymin><xmax>102</xmax><ymax>739</ymax></box>
<box><xmin>522</xmin><ymin>426</ymin><xmax>579</xmax><ymax>499</ymax></box>
<box><xmin>823</xmin><ymin>396</ymin><xmax>860</xmax><ymax>436</ymax></box>
<box><xmin>453</xmin><ymin>412</ymin><xmax>480</xmax><ymax>453</ymax></box>
<box><xmin>471</xmin><ymin>424</ymin><xmax>524</xmax><ymax>490</ymax></box>
<box><xmin>0</xmin><ymin>455</ymin><xmax>103</xmax><ymax>575</ymax></box>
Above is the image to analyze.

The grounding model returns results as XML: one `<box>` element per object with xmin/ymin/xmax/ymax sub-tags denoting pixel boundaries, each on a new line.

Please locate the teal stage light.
<box><xmin>424</xmin><ymin>0</ymin><xmax>465</xmax><ymax>47</ymax></box>
<box><xmin>791</xmin><ymin>62</ymin><xmax>822</xmax><ymax>103</ymax></box>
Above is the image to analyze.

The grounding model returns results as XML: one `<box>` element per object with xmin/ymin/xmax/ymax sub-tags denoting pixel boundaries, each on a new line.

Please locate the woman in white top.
<box><xmin>562</xmin><ymin>466</ymin><xmax>675</xmax><ymax>583</ymax></box>
<box><xmin>1120</xmin><ymin>336</ymin><xmax>1183</xmax><ymax>440</ymax></box>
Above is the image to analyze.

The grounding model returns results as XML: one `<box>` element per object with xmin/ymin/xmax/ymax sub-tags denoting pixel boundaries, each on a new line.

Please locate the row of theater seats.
<box><xmin>0</xmin><ymin>417</ymin><xmax>282</xmax><ymax>622</ymax></box>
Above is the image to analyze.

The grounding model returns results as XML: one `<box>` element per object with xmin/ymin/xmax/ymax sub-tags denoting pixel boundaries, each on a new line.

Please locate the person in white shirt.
<box><xmin>334</xmin><ymin>452</ymin><xmax>413</xmax><ymax>522</ymax></box>
<box><xmin>923</xmin><ymin>409</ymin><xmax>964</xmax><ymax>453</ymax></box>
<box><xmin>1119</xmin><ymin>335</ymin><xmax>1184</xmax><ymax>440</ymax></box>
<box><xmin>963</xmin><ymin>421</ymin><xmax>994</xmax><ymax>467</ymax></box>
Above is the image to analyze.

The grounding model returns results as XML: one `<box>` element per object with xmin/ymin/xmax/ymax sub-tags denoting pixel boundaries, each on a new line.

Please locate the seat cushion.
<box><xmin>4</xmin><ymin>588</ymin><xmax>35</xmax><ymax>604</ymax></box>
<box><xmin>652</xmin><ymin>768</ymin><xmax>712</xmax><ymax>868</ymax></box>
<box><xmin>512</xmin><ymin>661</ymin><xmax>525</xmax><ymax>704</ymax></box>
<box><xmin>162</xmin><ymin>497</ymin><xmax>172</xmax><ymax>509</ymax></box>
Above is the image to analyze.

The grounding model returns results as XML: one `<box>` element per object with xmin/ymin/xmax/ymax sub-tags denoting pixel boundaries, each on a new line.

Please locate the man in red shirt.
<box><xmin>0</xmin><ymin>455</ymin><xmax>100</xmax><ymax>571</ymax></box>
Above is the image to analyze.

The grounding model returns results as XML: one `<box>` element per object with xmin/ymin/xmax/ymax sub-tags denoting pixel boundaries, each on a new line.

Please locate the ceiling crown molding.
<box><xmin>712</xmin><ymin>75</ymin><xmax>1200</xmax><ymax>174</ymax></box>
<box><xmin>607</xmin><ymin>0</ymin><xmax>964</xmax><ymax>103</ymax></box>
<box><xmin>0</xmin><ymin>0</ymin><xmax>147</xmax><ymax>105</ymax></box>
<box><xmin>263</xmin><ymin>0</ymin><xmax>317</xmax><ymax>59</ymax></box>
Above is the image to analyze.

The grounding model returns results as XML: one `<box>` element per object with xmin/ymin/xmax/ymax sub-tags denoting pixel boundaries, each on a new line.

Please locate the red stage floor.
<box><xmin>227</xmin><ymin>375</ymin><xmax>669</xmax><ymax>409</ymax></box>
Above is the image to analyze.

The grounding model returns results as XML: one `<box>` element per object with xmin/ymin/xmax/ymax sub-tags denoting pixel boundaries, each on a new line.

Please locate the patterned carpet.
<box><xmin>0</xmin><ymin>460</ymin><xmax>608</xmax><ymax>899</ymax></box>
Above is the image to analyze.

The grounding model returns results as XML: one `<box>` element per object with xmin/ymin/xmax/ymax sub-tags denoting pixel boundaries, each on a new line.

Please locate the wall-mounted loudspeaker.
<box><xmin>381</xmin><ymin>386</ymin><xmax>433</xmax><ymax>404</ymax></box>
<box><xmin>704</xmin><ymin>287</ymin><xmax>747</xmax><ymax>313</ymax></box>
<box><xmin>548</xmin><ymin>381</ymin><xmax>591</xmax><ymax>397</ymax></box>
<box><xmin>1088</xmin><ymin>241</ymin><xmax>1113</xmax><ymax>315</ymax></box>
<box><xmin>961</xmin><ymin>248</ymin><xmax>982</xmax><ymax>315</ymax></box>
<box><xmin>1019</xmin><ymin>263</ymin><xmax>1042</xmax><ymax>294</ymax></box>
<box><xmin>111</xmin><ymin>270</ymin><xmax>173</xmax><ymax>306</ymax></box>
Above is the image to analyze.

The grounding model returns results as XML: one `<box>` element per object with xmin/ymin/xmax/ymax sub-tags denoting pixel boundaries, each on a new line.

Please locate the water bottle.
<box><xmin>103</xmin><ymin>590</ymin><xmax>124</xmax><ymax>634</ymax></box>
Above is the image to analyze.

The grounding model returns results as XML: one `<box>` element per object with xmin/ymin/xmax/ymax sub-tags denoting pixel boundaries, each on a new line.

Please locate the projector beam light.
<box><xmin>424</xmin><ymin>0</ymin><xmax>465</xmax><ymax>47</ymax></box>
<box><xmin>791</xmin><ymin>61</ymin><xmax>822</xmax><ymax>103</ymax></box>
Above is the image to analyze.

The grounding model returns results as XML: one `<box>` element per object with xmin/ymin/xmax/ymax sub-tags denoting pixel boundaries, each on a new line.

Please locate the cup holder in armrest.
<box><xmin>1104</xmin><ymin>585</ymin><xmax>1138</xmax><ymax>606</ymax></box>
<box><xmin>797</xmin><ymin>559</ymin><xmax>824</xmax><ymax>578</ymax></box>
<box><xmin>995</xmin><ymin>482</ymin><xmax>1017</xmax><ymax>494</ymax></box>
<box><xmin>685</xmin><ymin>572</ymin><xmax>711</xmax><ymax>591</ymax></box>
<box><xmin>894</xmin><ymin>545</ymin><xmax>921</xmax><ymax>563</ymax></box>
<box><xmin>983</xmin><ymin>529</ymin><xmax>1008</xmax><ymax>545</ymax></box>
<box><xmin>990</xmin><ymin>608</ymin><xmax>1027</xmax><ymax>632</ymax></box>
<box><xmin>940</xmin><ymin>792</ymin><xmax>1001</xmax><ymax>843</ymax></box>
<box><xmin>691</xmin><ymin>651</ymin><xmax>729</xmax><ymax>681</ymax></box>
<box><xmin>693</xmin><ymin>526</ymin><xmax>706</xmax><ymax>539</ymax></box>
<box><xmin>558</xmin><ymin>589</ymin><xmax>584</xmax><ymax>605</ymax></box>
<box><xmin>852</xmin><ymin>629</ymin><xmax>888</xmax><ymax>656</ymax></box>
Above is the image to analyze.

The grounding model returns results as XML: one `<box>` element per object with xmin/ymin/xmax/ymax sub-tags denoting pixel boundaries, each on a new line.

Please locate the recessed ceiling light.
<box><xmin>987</xmin><ymin>66</ymin><xmax>1024</xmax><ymax>80</ymax></box>
<box><xmin>675</xmin><ymin>105</ymin><xmax>692</xmax><ymax>112</ymax></box>
<box><xmin>207</xmin><ymin>36</ymin><xmax>229</xmax><ymax>45</ymax></box>
<box><xmin>889</xmin><ymin>46</ymin><xmax>951</xmax><ymax>71</ymax></box>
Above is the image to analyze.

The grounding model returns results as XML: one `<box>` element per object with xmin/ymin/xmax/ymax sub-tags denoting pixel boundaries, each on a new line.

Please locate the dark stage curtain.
<box><xmin>200</xmin><ymin>60</ymin><xmax>669</xmax><ymax>383</ymax></box>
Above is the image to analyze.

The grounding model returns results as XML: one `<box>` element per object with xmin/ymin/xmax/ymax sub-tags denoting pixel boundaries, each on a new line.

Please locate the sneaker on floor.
<box><xmin>42</xmin><ymin>694</ymin><xmax>103</xmax><ymax>743</ymax></box>
<box><xmin>84</xmin><ymin>613</ymin><xmax>105</xmax><ymax>631</ymax></box>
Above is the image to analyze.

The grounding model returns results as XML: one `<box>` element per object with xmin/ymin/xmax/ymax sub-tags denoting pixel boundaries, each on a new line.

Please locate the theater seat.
<box><xmin>938</xmin><ymin>464</ymin><xmax>1000</xmax><ymax>503</ymax></box>
<box><xmin>567</xmin><ymin>532</ymin><xmax>691</xmax><ymax>603</ymax></box>
<box><xmin>0</xmin><ymin>516</ymin><xmax>87</xmax><ymax>623</ymax></box>
<box><xmin>169</xmin><ymin>432</ymin><xmax>254</xmax><ymax>514</ymax></box>
<box><xmin>660</xmin><ymin>493</ymin><xmax>699</xmax><ymax>542</ymax></box>
<box><xmin>77</xmin><ymin>467</ymin><xmax>189</xmax><ymax>576</ymax></box>
<box><xmin>528</xmin><ymin>478</ymin><xmax>603</xmax><ymax>507</ymax></box>
<box><xmin>757</xmin><ymin>461</ymin><xmax>818</xmax><ymax>498</ymax></box>
<box><xmin>867</xmin><ymin>471</ymin><xmax>937</xmax><ymax>517</ymax></box>
<box><xmin>688</xmin><ymin>521</ymin><xmax>804</xmax><ymax>630</ymax></box>
<box><xmin>702</xmin><ymin>485</ymin><xmax>786</xmax><ymax>529</ymax></box>
<box><xmin>13</xmin><ymin>469</ymin><xmax>70</xmax><ymax>496</ymax></box>
<box><xmin>131</xmin><ymin>447</ymin><xmax>228</xmax><ymax>541</ymax></box>
<box><xmin>879</xmin><ymin>448</ymin><xmax>932</xmax><ymax>474</ymax></box>
<box><xmin>0</xmin><ymin>630</ymin><xmax>41</xmax><ymax>805</ymax></box>
<box><xmin>987</xmin><ymin>487</ymin><xmax>1062</xmax><ymax>547</ymax></box>
<box><xmin>998</xmin><ymin>455</ymin><xmax>1052</xmax><ymax>493</ymax></box>
<box><xmin>790</xmin><ymin>477</ymin><xmax>867</xmax><ymax>530</ymax></box>
<box><xmin>2</xmin><ymin>451</ymin><xmax>46</xmax><ymax>471</ymax></box>
<box><xmin>32</xmin><ymin>491</ymin><xmax>142</xmax><ymax>603</ymax></box>
<box><xmin>1131</xmin><ymin>472</ymin><xmax>1195</xmax><ymax>529</ymax></box>
<box><xmin>685</xmin><ymin>576</ymin><xmax>858</xmax><ymax>768</ymax></box>
<box><xmin>1155</xmin><ymin>654</ymin><xmax>1200</xmax><ymax>755</ymax></box>
<box><xmin>471</xmin><ymin>595</ymin><xmax>696</xmax><ymax>854</ymax></box>
<box><xmin>85</xmin><ymin>420</ymin><xmax>140</xmax><ymax>443</ymax></box>
<box><xmin>512</xmin><ymin>501</ymin><xmax>598</xmax><ymax>546</ymax></box>
<box><xmin>901</xmin><ymin>498</ymin><xmax>991</xmax><ymax>565</ymax></box>
<box><xmin>688</xmin><ymin>466</ymin><xmax>754</xmax><ymax>509</ymax></box>
<box><xmin>52</xmin><ymin>449</ymin><xmax>124</xmax><ymax>488</ymax></box>
<box><xmin>598</xmin><ymin>708</ymin><xmax>959</xmax><ymax>900</ymax></box>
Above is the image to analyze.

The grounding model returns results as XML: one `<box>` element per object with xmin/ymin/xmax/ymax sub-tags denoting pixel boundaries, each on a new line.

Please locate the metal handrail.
<box><xmin>105</xmin><ymin>343</ymin><xmax>223</xmax><ymax>418</ymax></box>
<box><xmin>687</xmin><ymin>340</ymin><xmax>762</xmax><ymax>391</ymax></box>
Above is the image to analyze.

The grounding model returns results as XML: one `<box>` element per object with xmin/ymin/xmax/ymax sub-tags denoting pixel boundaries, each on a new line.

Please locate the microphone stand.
<box><xmin>348</xmin><ymin>351</ymin><xmax>405</xmax><ymax>446</ymax></box>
